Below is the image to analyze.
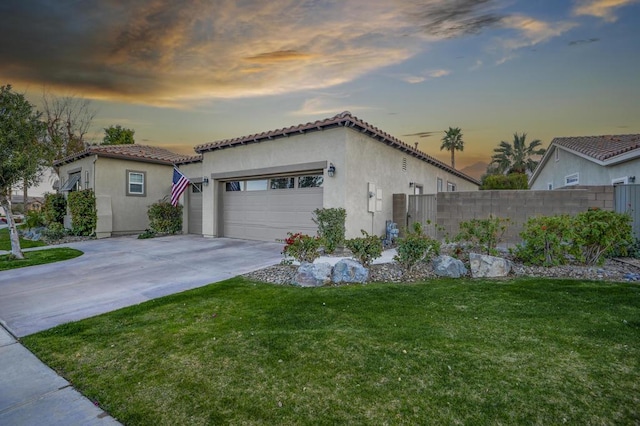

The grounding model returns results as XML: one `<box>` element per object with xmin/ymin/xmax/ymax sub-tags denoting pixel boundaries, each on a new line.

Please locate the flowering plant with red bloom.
<box><xmin>281</xmin><ymin>232</ymin><xmax>321</xmax><ymax>263</ymax></box>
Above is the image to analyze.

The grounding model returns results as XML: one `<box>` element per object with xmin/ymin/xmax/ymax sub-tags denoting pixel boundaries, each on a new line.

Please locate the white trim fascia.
<box><xmin>529</xmin><ymin>144</ymin><xmax>556</xmax><ymax>186</ymax></box>
<box><xmin>556</xmin><ymin>146</ymin><xmax>640</xmax><ymax>167</ymax></box>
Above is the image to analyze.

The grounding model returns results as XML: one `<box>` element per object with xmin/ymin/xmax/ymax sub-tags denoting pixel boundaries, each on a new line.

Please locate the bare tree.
<box><xmin>42</xmin><ymin>90</ymin><xmax>97</xmax><ymax>161</ymax></box>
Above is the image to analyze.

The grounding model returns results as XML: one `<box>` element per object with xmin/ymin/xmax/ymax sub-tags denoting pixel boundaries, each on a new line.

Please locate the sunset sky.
<box><xmin>2</xmin><ymin>0</ymin><xmax>639</xmax><ymax>177</ymax></box>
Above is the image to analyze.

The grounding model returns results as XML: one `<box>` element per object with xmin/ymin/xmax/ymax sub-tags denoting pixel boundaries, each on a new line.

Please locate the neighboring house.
<box><xmin>10</xmin><ymin>195</ymin><xmax>44</xmax><ymax>212</ymax></box>
<box><xmin>530</xmin><ymin>134</ymin><xmax>640</xmax><ymax>190</ymax></box>
<box><xmin>185</xmin><ymin>111</ymin><xmax>480</xmax><ymax>242</ymax></box>
<box><xmin>54</xmin><ymin>145</ymin><xmax>197</xmax><ymax>238</ymax></box>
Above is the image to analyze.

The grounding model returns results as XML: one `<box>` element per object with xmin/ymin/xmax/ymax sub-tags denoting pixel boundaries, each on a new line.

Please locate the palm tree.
<box><xmin>491</xmin><ymin>132</ymin><xmax>546</xmax><ymax>174</ymax></box>
<box><xmin>440</xmin><ymin>127</ymin><xmax>464</xmax><ymax>169</ymax></box>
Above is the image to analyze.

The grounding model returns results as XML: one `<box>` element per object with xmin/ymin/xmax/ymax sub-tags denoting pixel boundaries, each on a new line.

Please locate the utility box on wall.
<box><xmin>368</xmin><ymin>182</ymin><xmax>376</xmax><ymax>212</ymax></box>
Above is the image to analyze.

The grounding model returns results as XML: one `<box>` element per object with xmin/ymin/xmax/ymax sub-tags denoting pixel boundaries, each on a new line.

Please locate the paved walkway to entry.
<box><xmin>0</xmin><ymin>235</ymin><xmax>283</xmax><ymax>425</ymax></box>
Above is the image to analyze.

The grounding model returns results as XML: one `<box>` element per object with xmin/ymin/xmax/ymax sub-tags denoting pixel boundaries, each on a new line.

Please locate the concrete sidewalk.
<box><xmin>0</xmin><ymin>325</ymin><xmax>120</xmax><ymax>425</ymax></box>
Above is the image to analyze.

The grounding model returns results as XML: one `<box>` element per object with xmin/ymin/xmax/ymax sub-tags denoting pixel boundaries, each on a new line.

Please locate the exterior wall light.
<box><xmin>203</xmin><ymin>177</ymin><xmax>210</xmax><ymax>186</ymax></box>
<box><xmin>328</xmin><ymin>163</ymin><xmax>336</xmax><ymax>177</ymax></box>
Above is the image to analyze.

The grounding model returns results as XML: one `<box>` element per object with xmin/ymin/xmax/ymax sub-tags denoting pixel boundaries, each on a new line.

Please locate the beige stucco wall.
<box><xmin>343</xmin><ymin>129</ymin><xmax>479</xmax><ymax>238</ymax></box>
<box><xmin>200</xmin><ymin>126</ymin><xmax>479</xmax><ymax>239</ymax></box>
<box><xmin>178</xmin><ymin>161</ymin><xmax>204</xmax><ymax>233</ymax></box>
<box><xmin>58</xmin><ymin>156</ymin><xmax>174</xmax><ymax>236</ymax></box>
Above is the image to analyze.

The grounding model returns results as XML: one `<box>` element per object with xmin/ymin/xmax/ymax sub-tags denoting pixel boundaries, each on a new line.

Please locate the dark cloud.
<box><xmin>408</xmin><ymin>0</ymin><xmax>504</xmax><ymax>38</ymax></box>
<box><xmin>0</xmin><ymin>0</ymin><xmax>512</xmax><ymax>104</ymax></box>
<box><xmin>568</xmin><ymin>38</ymin><xmax>600</xmax><ymax>46</ymax></box>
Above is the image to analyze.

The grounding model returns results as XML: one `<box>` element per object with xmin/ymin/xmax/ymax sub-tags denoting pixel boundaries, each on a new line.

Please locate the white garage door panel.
<box><xmin>223</xmin><ymin>187</ymin><xmax>322</xmax><ymax>241</ymax></box>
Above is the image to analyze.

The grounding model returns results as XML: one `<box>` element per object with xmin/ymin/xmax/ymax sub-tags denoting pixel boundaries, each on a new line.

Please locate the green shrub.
<box><xmin>571</xmin><ymin>209</ymin><xmax>633</xmax><ymax>265</ymax></box>
<box><xmin>148</xmin><ymin>199</ymin><xmax>183</xmax><ymax>234</ymax></box>
<box><xmin>514</xmin><ymin>215</ymin><xmax>575</xmax><ymax>266</ymax></box>
<box><xmin>282</xmin><ymin>232</ymin><xmax>321</xmax><ymax>263</ymax></box>
<box><xmin>312</xmin><ymin>208</ymin><xmax>346</xmax><ymax>254</ymax></box>
<box><xmin>345</xmin><ymin>230</ymin><xmax>383</xmax><ymax>267</ymax></box>
<box><xmin>24</xmin><ymin>210</ymin><xmax>46</xmax><ymax>230</ymax></box>
<box><xmin>68</xmin><ymin>189</ymin><xmax>97</xmax><ymax>236</ymax></box>
<box><xmin>394</xmin><ymin>222</ymin><xmax>441</xmax><ymax>271</ymax></box>
<box><xmin>138</xmin><ymin>229</ymin><xmax>156</xmax><ymax>239</ymax></box>
<box><xmin>42</xmin><ymin>193</ymin><xmax>67</xmax><ymax>225</ymax></box>
<box><xmin>481</xmin><ymin>173</ymin><xmax>528</xmax><ymax>190</ymax></box>
<box><xmin>456</xmin><ymin>215</ymin><xmax>509</xmax><ymax>255</ymax></box>
<box><xmin>41</xmin><ymin>222</ymin><xmax>68</xmax><ymax>241</ymax></box>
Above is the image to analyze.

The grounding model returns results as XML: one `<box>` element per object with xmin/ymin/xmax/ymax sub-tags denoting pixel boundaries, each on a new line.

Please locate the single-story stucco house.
<box><xmin>54</xmin><ymin>144</ymin><xmax>198</xmax><ymax>238</ymax></box>
<box><xmin>529</xmin><ymin>134</ymin><xmax>640</xmax><ymax>190</ymax></box>
<box><xmin>178</xmin><ymin>111</ymin><xmax>480</xmax><ymax>242</ymax></box>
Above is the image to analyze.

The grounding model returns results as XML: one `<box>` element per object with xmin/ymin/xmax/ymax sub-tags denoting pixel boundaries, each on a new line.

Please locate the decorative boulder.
<box><xmin>332</xmin><ymin>259</ymin><xmax>369</xmax><ymax>284</ymax></box>
<box><xmin>469</xmin><ymin>253</ymin><xmax>512</xmax><ymax>278</ymax></box>
<box><xmin>432</xmin><ymin>255</ymin><xmax>468</xmax><ymax>278</ymax></box>
<box><xmin>295</xmin><ymin>262</ymin><xmax>332</xmax><ymax>287</ymax></box>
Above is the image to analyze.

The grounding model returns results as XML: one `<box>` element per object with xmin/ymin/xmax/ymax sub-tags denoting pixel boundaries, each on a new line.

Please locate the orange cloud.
<box><xmin>573</xmin><ymin>0</ymin><xmax>639</xmax><ymax>22</ymax></box>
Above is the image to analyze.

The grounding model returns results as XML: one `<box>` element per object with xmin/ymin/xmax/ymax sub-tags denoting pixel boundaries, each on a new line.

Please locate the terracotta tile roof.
<box><xmin>552</xmin><ymin>134</ymin><xmax>640</xmax><ymax>161</ymax></box>
<box><xmin>195</xmin><ymin>111</ymin><xmax>480</xmax><ymax>185</ymax></box>
<box><xmin>54</xmin><ymin>144</ymin><xmax>200</xmax><ymax>166</ymax></box>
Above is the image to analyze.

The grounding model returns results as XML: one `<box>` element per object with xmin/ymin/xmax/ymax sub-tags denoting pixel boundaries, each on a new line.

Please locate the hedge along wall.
<box><xmin>434</xmin><ymin>186</ymin><xmax>614</xmax><ymax>245</ymax></box>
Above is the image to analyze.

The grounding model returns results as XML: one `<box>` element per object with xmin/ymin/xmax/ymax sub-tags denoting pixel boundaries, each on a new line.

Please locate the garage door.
<box><xmin>188</xmin><ymin>183</ymin><xmax>203</xmax><ymax>234</ymax></box>
<box><xmin>222</xmin><ymin>174</ymin><xmax>323</xmax><ymax>242</ymax></box>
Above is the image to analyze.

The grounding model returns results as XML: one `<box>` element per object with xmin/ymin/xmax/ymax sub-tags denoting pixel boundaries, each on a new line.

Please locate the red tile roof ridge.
<box><xmin>552</xmin><ymin>134</ymin><xmax>640</xmax><ymax>161</ymax></box>
<box><xmin>54</xmin><ymin>144</ymin><xmax>196</xmax><ymax>166</ymax></box>
<box><xmin>193</xmin><ymin>111</ymin><xmax>479</xmax><ymax>184</ymax></box>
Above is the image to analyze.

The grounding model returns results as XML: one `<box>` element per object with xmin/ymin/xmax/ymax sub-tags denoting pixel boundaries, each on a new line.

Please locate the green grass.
<box><xmin>23</xmin><ymin>278</ymin><xmax>640</xmax><ymax>425</ymax></box>
<box><xmin>0</xmin><ymin>248</ymin><xmax>83</xmax><ymax>270</ymax></box>
<box><xmin>0</xmin><ymin>226</ymin><xmax>46</xmax><ymax>250</ymax></box>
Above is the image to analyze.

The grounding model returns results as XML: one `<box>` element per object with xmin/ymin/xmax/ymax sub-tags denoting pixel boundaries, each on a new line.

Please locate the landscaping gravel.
<box><xmin>243</xmin><ymin>257</ymin><xmax>640</xmax><ymax>285</ymax></box>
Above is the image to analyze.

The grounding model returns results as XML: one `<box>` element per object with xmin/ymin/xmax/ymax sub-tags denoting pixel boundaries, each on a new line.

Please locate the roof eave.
<box><xmin>195</xmin><ymin>112</ymin><xmax>480</xmax><ymax>186</ymax></box>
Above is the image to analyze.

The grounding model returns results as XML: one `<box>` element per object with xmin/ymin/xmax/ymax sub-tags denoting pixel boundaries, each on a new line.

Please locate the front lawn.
<box><xmin>23</xmin><ymin>278</ymin><xmax>640</xmax><ymax>425</ymax></box>
<box><xmin>0</xmin><ymin>248</ymin><xmax>83</xmax><ymax>271</ymax></box>
<box><xmin>0</xmin><ymin>226</ymin><xmax>46</xmax><ymax>250</ymax></box>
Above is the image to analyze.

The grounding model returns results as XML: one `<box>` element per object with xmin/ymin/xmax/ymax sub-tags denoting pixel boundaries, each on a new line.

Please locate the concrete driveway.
<box><xmin>0</xmin><ymin>235</ymin><xmax>283</xmax><ymax>337</ymax></box>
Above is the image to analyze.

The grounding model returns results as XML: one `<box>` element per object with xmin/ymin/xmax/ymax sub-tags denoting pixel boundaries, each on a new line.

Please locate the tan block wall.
<box><xmin>435</xmin><ymin>187</ymin><xmax>614</xmax><ymax>245</ymax></box>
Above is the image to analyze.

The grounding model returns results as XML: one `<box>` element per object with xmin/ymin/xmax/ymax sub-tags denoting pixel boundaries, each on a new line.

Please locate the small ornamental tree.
<box><xmin>67</xmin><ymin>189</ymin><xmax>97</xmax><ymax>236</ymax></box>
<box><xmin>148</xmin><ymin>199</ymin><xmax>183</xmax><ymax>234</ymax></box>
<box><xmin>312</xmin><ymin>207</ymin><xmax>346</xmax><ymax>253</ymax></box>
<box><xmin>0</xmin><ymin>85</ymin><xmax>48</xmax><ymax>259</ymax></box>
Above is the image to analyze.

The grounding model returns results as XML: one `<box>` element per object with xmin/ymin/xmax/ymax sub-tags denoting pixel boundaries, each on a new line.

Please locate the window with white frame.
<box><xmin>564</xmin><ymin>173</ymin><xmax>579</xmax><ymax>186</ymax></box>
<box><xmin>447</xmin><ymin>181</ymin><xmax>456</xmax><ymax>192</ymax></box>
<box><xmin>127</xmin><ymin>171</ymin><xmax>145</xmax><ymax>196</ymax></box>
<box><xmin>437</xmin><ymin>178</ymin><xmax>443</xmax><ymax>192</ymax></box>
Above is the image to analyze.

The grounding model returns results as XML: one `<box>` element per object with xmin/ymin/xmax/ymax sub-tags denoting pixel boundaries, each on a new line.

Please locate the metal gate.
<box><xmin>407</xmin><ymin>194</ymin><xmax>437</xmax><ymax>238</ymax></box>
<box><xmin>615</xmin><ymin>184</ymin><xmax>640</xmax><ymax>239</ymax></box>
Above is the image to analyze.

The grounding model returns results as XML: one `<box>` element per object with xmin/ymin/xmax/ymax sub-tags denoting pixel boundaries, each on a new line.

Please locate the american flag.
<box><xmin>171</xmin><ymin>167</ymin><xmax>190</xmax><ymax>206</ymax></box>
